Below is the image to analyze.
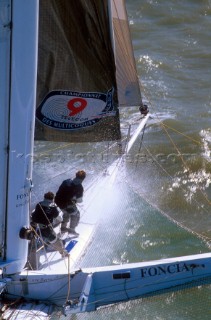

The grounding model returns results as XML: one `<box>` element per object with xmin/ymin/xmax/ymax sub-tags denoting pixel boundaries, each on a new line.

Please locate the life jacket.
<box><xmin>32</xmin><ymin>201</ymin><xmax>59</xmax><ymax>225</ymax></box>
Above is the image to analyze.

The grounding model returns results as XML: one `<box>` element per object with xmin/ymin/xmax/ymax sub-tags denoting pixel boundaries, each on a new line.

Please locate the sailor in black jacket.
<box><xmin>55</xmin><ymin>170</ymin><xmax>86</xmax><ymax>236</ymax></box>
<box><xmin>32</xmin><ymin>191</ymin><xmax>67</xmax><ymax>256</ymax></box>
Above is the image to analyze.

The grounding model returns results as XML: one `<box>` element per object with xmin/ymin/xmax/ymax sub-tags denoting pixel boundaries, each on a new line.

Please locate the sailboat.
<box><xmin>0</xmin><ymin>0</ymin><xmax>211</xmax><ymax>318</ymax></box>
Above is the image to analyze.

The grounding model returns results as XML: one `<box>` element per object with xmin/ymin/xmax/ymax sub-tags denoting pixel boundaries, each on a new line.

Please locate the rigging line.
<box><xmin>31</xmin><ymin>164</ymin><xmax>80</xmax><ymax>188</ymax></box>
<box><xmin>34</xmin><ymin>143</ymin><xmax>72</xmax><ymax>159</ymax></box>
<box><xmin>100</xmin><ymin>135</ymin><xmax>128</xmax><ymax>155</ymax></box>
<box><xmin>0</xmin><ymin>298</ymin><xmax>52</xmax><ymax>319</ymax></box>
<box><xmin>24</xmin><ymin>227</ymin><xmax>51</xmax><ymax>271</ymax></box>
<box><xmin>162</xmin><ymin>123</ymin><xmax>203</xmax><ymax>146</ymax></box>
<box><xmin>117</xmin><ymin>125</ymin><xmax>210</xmax><ymax>238</ymax></box>
<box><xmin>160</xmin><ymin>123</ymin><xmax>211</xmax><ymax>206</ymax></box>
<box><xmin>33</xmin><ymin>148</ymin><xmax>121</xmax><ymax>188</ymax></box>
<box><xmin>30</xmin><ymin>227</ymin><xmax>50</xmax><ymax>254</ymax></box>
<box><xmin>138</xmin><ymin>86</ymin><xmax>208</xmax><ymax>164</ymax></box>
<box><xmin>120</xmin><ymin>157</ymin><xmax>210</xmax><ymax>239</ymax></box>
<box><xmin>34</xmin><ymin>138</ymin><xmax>125</xmax><ymax>162</ymax></box>
<box><xmin>135</xmin><ymin>124</ymin><xmax>147</xmax><ymax>169</ymax></box>
<box><xmin>124</xmin><ymin>124</ymin><xmax>131</xmax><ymax>154</ymax></box>
<box><xmin>160</xmin><ymin>122</ymin><xmax>189</xmax><ymax>170</ymax></box>
<box><xmin>33</xmin><ymin>122</ymin><xmax>145</xmax><ymax>167</ymax></box>
<box><xmin>41</xmin><ymin>278</ymin><xmax>75</xmax><ymax>302</ymax></box>
<box><xmin>80</xmin><ymin>156</ymin><xmax>126</xmax><ymax>216</ymax></box>
<box><xmin>125</xmin><ymin>114</ymin><xmax>150</xmax><ymax>154</ymax></box>
<box><xmin>17</xmin><ymin>306</ymin><xmax>50</xmax><ymax>320</ymax></box>
<box><xmin>141</xmin><ymin>143</ymin><xmax>210</xmax><ymax>216</ymax></box>
<box><xmin>85</xmin><ymin>121</ymin><xmax>149</xmax><ymax>193</ymax></box>
<box><xmin>105</xmin><ymin>141</ymin><xmax>111</xmax><ymax>164</ymax></box>
<box><xmin>66</xmin><ymin>255</ymin><xmax>71</xmax><ymax>305</ymax></box>
<box><xmin>128</xmin><ymin>103</ymin><xmax>211</xmax><ymax>207</ymax></box>
<box><xmin>125</xmin><ymin>175</ymin><xmax>211</xmax><ymax>247</ymax></box>
<box><xmin>33</xmin><ymin>140</ymin><xmax>130</xmax><ymax>194</ymax></box>
<box><xmin>30</xmin><ymin>201</ymin><xmax>67</xmax><ymax>255</ymax></box>
<box><xmin>29</xmin><ymin>225</ymin><xmax>71</xmax><ymax>267</ymax></box>
<box><xmin>124</xmin><ymin>278</ymin><xmax>130</xmax><ymax>301</ymax></box>
<box><xmin>2</xmin><ymin>303</ymin><xmax>23</xmax><ymax>320</ymax></box>
<box><xmin>83</xmin><ymin>157</ymin><xmax>123</xmax><ymax>204</ymax></box>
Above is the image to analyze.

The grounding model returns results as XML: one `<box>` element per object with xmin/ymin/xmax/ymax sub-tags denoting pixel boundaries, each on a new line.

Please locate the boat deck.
<box><xmin>38</xmin><ymin>220</ymin><xmax>95</xmax><ymax>272</ymax></box>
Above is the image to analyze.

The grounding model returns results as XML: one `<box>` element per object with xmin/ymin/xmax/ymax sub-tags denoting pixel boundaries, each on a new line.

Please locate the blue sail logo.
<box><xmin>36</xmin><ymin>88</ymin><xmax>116</xmax><ymax>130</ymax></box>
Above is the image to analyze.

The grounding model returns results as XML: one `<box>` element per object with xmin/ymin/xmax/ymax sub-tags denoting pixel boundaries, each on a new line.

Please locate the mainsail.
<box><xmin>35</xmin><ymin>0</ymin><xmax>141</xmax><ymax>142</ymax></box>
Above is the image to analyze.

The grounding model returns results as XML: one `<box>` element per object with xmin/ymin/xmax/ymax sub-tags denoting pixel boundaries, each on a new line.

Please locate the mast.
<box><xmin>0</xmin><ymin>0</ymin><xmax>10</xmax><ymax>264</ymax></box>
<box><xmin>0</xmin><ymin>0</ymin><xmax>39</xmax><ymax>274</ymax></box>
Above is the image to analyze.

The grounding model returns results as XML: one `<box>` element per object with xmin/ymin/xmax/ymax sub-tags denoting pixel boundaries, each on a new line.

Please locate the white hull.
<box><xmin>2</xmin><ymin>251</ymin><xmax>211</xmax><ymax>315</ymax></box>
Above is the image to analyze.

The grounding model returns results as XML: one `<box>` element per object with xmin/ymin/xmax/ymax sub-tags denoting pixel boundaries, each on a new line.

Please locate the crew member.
<box><xmin>55</xmin><ymin>170</ymin><xmax>86</xmax><ymax>236</ymax></box>
<box><xmin>139</xmin><ymin>103</ymin><xmax>149</xmax><ymax>115</ymax></box>
<box><xmin>31</xmin><ymin>191</ymin><xmax>68</xmax><ymax>257</ymax></box>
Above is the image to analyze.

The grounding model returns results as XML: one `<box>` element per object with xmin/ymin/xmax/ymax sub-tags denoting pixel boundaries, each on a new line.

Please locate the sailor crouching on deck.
<box><xmin>55</xmin><ymin>170</ymin><xmax>86</xmax><ymax>236</ymax></box>
<box><xmin>31</xmin><ymin>191</ymin><xmax>68</xmax><ymax>257</ymax></box>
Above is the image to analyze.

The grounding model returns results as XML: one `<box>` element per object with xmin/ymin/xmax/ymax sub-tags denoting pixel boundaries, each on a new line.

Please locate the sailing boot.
<box><xmin>67</xmin><ymin>228</ymin><xmax>79</xmax><ymax>236</ymax></box>
<box><xmin>61</xmin><ymin>226</ymin><xmax>70</xmax><ymax>233</ymax></box>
